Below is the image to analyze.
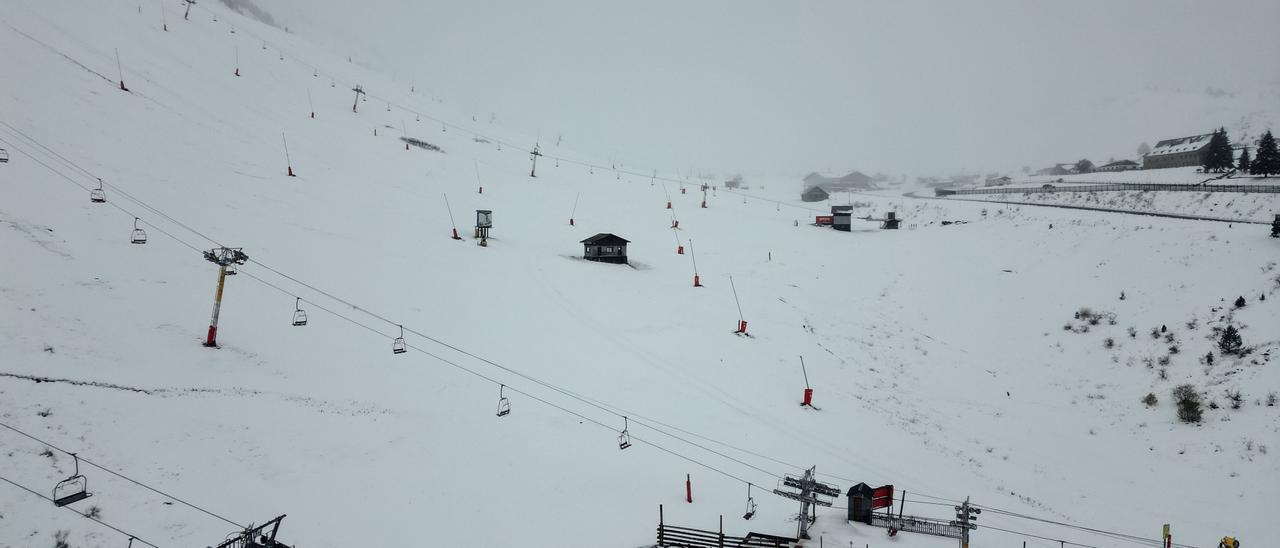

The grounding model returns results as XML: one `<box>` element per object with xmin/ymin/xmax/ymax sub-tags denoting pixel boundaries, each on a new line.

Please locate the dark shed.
<box><xmin>847</xmin><ymin>482</ymin><xmax>895</xmax><ymax>523</ymax></box>
<box><xmin>847</xmin><ymin>483</ymin><xmax>875</xmax><ymax>523</ymax></box>
<box><xmin>581</xmin><ymin>233</ymin><xmax>630</xmax><ymax>264</ymax></box>
<box><xmin>801</xmin><ymin>186</ymin><xmax>830</xmax><ymax>202</ymax></box>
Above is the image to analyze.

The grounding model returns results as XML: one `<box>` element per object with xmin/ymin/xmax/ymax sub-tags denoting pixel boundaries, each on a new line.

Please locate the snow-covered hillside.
<box><xmin>2</xmin><ymin>2</ymin><xmax>1277</xmax><ymax>548</ymax></box>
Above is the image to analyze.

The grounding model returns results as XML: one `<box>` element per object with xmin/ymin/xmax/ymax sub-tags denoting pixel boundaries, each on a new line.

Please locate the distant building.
<box><xmin>1096</xmin><ymin>159</ymin><xmax>1140</xmax><ymax>172</ymax></box>
<box><xmin>1034</xmin><ymin>164</ymin><xmax>1075</xmax><ymax>177</ymax></box>
<box><xmin>801</xmin><ymin>186</ymin><xmax>830</xmax><ymax>202</ymax></box>
<box><xmin>1143</xmin><ymin>133</ymin><xmax>1213</xmax><ymax>170</ymax></box>
<box><xmin>984</xmin><ymin>175</ymin><xmax>1013</xmax><ymax>186</ymax></box>
<box><xmin>581</xmin><ymin>233</ymin><xmax>629</xmax><ymax>264</ymax></box>
<box><xmin>802</xmin><ymin>170</ymin><xmax>874</xmax><ymax>190</ymax></box>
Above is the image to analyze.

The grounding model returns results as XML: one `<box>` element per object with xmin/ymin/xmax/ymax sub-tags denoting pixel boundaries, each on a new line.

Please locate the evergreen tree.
<box><xmin>1203</xmin><ymin>128</ymin><xmax>1234</xmax><ymax>172</ymax></box>
<box><xmin>1251</xmin><ymin>130</ymin><xmax>1279</xmax><ymax>176</ymax></box>
<box><xmin>1237</xmin><ymin>148</ymin><xmax>1251</xmax><ymax>173</ymax></box>
<box><xmin>1074</xmin><ymin>158</ymin><xmax>1094</xmax><ymax>174</ymax></box>
<box><xmin>1218</xmin><ymin>325</ymin><xmax>1243</xmax><ymax>356</ymax></box>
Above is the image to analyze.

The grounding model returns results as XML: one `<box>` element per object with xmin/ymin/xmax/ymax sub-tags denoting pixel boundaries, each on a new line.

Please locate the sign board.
<box><xmin>872</xmin><ymin>484</ymin><xmax>894</xmax><ymax>509</ymax></box>
<box><xmin>815</xmin><ymin>215</ymin><xmax>833</xmax><ymax>225</ymax></box>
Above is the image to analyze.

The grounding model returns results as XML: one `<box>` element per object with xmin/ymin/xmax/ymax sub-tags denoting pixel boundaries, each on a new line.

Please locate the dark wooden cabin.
<box><xmin>581</xmin><ymin>233</ymin><xmax>630</xmax><ymax>264</ymax></box>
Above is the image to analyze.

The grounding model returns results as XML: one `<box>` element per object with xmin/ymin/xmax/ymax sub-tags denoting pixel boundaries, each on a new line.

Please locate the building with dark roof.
<box><xmin>1096</xmin><ymin>159</ymin><xmax>1140</xmax><ymax>172</ymax></box>
<box><xmin>1143</xmin><ymin>133</ymin><xmax>1213</xmax><ymax>169</ymax></box>
<box><xmin>801</xmin><ymin>186</ymin><xmax>830</xmax><ymax>202</ymax></box>
<box><xmin>581</xmin><ymin>233</ymin><xmax>630</xmax><ymax>264</ymax></box>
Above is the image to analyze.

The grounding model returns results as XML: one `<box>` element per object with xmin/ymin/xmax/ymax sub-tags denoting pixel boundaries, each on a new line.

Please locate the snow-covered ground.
<box><xmin>2</xmin><ymin>2</ymin><xmax>1278</xmax><ymax>548</ymax></box>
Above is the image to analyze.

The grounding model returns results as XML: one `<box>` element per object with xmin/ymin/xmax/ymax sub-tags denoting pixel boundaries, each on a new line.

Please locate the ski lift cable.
<box><xmin>233</xmin><ymin>267</ymin><xmax>773</xmax><ymax>489</ymax></box>
<box><xmin>242</xmin><ymin>259</ymin><xmax>784</xmax><ymax>479</ymax></box>
<box><xmin>182</xmin><ymin>16</ymin><xmax>808</xmax><ymax>214</ymax></box>
<box><xmin>0</xmin><ymin>473</ymin><xmax>164</xmax><ymax>548</ymax></box>
<box><xmin>0</xmin><ymin>129</ymin><xmax>790</xmax><ymax>485</ymax></box>
<box><xmin>1</xmin><ymin>126</ymin><xmax>966</xmax><ymax>511</ymax></box>
<box><xmin>0</xmin><ymin>123</ymin><xmax>227</xmax><ymax>250</ymax></box>
<box><xmin>4</xmin><ymin>123</ymin><xmax>914</xmax><ymax>496</ymax></box>
<box><xmin>974</xmin><ymin>505</ymin><xmax>1196</xmax><ymax>548</ymax></box>
<box><xmin>4</xmin><ymin>74</ymin><xmax>1172</xmax><ymax>546</ymax></box>
<box><xmin>0</xmin><ymin>136</ymin><xmax>207</xmax><ymax>255</ymax></box>
<box><xmin>979</xmin><ymin>521</ymin><xmax>1103</xmax><ymax>548</ymax></box>
<box><xmin>2</xmin><ymin>132</ymin><xmax>968</xmax><ymax>524</ymax></box>
<box><xmin>0</xmin><ymin>41</ymin><xmax>1179</xmax><ymax>538</ymax></box>
<box><xmin>0</xmin><ymin>421</ymin><xmax>246</xmax><ymax>529</ymax></box>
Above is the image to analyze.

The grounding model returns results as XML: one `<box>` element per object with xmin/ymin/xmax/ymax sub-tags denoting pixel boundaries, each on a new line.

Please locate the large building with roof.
<box><xmin>1143</xmin><ymin>133</ymin><xmax>1213</xmax><ymax>170</ymax></box>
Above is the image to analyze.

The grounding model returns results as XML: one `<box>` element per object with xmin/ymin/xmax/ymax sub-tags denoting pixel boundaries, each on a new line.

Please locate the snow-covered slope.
<box><xmin>2</xmin><ymin>2</ymin><xmax>1277</xmax><ymax>548</ymax></box>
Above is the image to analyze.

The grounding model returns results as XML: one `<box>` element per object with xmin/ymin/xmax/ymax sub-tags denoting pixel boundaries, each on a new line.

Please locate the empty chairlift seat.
<box><xmin>52</xmin><ymin>454</ymin><xmax>91</xmax><ymax>507</ymax></box>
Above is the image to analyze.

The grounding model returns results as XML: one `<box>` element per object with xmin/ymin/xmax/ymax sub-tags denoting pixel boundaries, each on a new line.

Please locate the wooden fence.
<box><xmin>936</xmin><ymin>182</ymin><xmax>1280</xmax><ymax>197</ymax></box>
<box><xmin>656</xmin><ymin>505</ymin><xmax>797</xmax><ymax>548</ymax></box>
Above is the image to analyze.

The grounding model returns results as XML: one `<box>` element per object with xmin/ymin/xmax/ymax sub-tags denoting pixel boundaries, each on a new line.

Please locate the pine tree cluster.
<box><xmin>1249</xmin><ymin>130</ymin><xmax>1278</xmax><ymax>176</ymax></box>
<box><xmin>1202</xmin><ymin>128</ymin><xmax>1235</xmax><ymax>173</ymax></box>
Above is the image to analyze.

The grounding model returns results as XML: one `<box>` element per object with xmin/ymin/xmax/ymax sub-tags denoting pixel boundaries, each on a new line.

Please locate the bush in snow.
<box><xmin>1218</xmin><ymin>325</ymin><xmax>1243</xmax><ymax>356</ymax></box>
<box><xmin>1226</xmin><ymin>390</ymin><xmax>1243</xmax><ymax>410</ymax></box>
<box><xmin>85</xmin><ymin>505</ymin><xmax>101</xmax><ymax>519</ymax></box>
<box><xmin>1173</xmin><ymin>384</ymin><xmax>1203</xmax><ymax>423</ymax></box>
<box><xmin>1203</xmin><ymin>352</ymin><xmax>1215</xmax><ymax>366</ymax></box>
<box><xmin>1142</xmin><ymin>393</ymin><xmax>1158</xmax><ymax>407</ymax></box>
<box><xmin>1128</xmin><ymin>326</ymin><xmax>1137</xmax><ymax>338</ymax></box>
<box><xmin>1234</xmin><ymin>295</ymin><xmax>1246</xmax><ymax>308</ymax></box>
<box><xmin>1268</xmin><ymin>392</ymin><xmax>1277</xmax><ymax>407</ymax></box>
<box><xmin>53</xmin><ymin>530</ymin><xmax>70</xmax><ymax>548</ymax></box>
<box><xmin>1168</xmin><ymin>344</ymin><xmax>1180</xmax><ymax>355</ymax></box>
<box><xmin>1103</xmin><ymin>337</ymin><xmax>1115</xmax><ymax>349</ymax></box>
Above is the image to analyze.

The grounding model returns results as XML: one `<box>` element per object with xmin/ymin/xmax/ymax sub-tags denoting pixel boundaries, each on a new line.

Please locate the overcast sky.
<box><xmin>255</xmin><ymin>0</ymin><xmax>1279</xmax><ymax>179</ymax></box>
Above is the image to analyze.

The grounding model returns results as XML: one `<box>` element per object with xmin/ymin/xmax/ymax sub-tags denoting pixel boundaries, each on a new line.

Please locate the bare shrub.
<box><xmin>1173</xmin><ymin>384</ymin><xmax>1202</xmax><ymax>423</ymax></box>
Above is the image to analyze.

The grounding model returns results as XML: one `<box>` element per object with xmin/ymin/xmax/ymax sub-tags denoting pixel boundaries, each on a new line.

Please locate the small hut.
<box><xmin>581</xmin><ymin>233</ymin><xmax>629</xmax><ymax>264</ymax></box>
<box><xmin>801</xmin><ymin>186</ymin><xmax>829</xmax><ymax>202</ymax></box>
<box><xmin>832</xmin><ymin>208</ymin><xmax>852</xmax><ymax>232</ymax></box>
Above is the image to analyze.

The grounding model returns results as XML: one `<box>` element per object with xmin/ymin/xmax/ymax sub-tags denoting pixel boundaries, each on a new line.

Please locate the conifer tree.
<box><xmin>1251</xmin><ymin>130</ymin><xmax>1278</xmax><ymax>176</ymax></box>
<box><xmin>1238</xmin><ymin>147</ymin><xmax>1251</xmax><ymax>173</ymax></box>
<box><xmin>1203</xmin><ymin>128</ymin><xmax>1234</xmax><ymax>172</ymax></box>
<box><xmin>1218</xmin><ymin>325</ymin><xmax>1243</xmax><ymax>356</ymax></box>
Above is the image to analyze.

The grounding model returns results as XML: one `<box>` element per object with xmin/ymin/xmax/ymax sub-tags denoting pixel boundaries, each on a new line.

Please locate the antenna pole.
<box><xmin>569</xmin><ymin>192</ymin><xmax>580</xmax><ymax>226</ymax></box>
<box><xmin>689</xmin><ymin>239</ymin><xmax>702</xmax><ymax>287</ymax></box>
<box><xmin>282</xmin><ymin>133</ymin><xmax>296</xmax><ymax>177</ymax></box>
<box><xmin>307</xmin><ymin>89</ymin><xmax>314</xmax><ymax>118</ymax></box>
<box><xmin>443</xmin><ymin>193</ymin><xmax>462</xmax><ymax>240</ymax></box>
<box><xmin>115</xmin><ymin>49</ymin><xmax>128</xmax><ymax>91</ymax></box>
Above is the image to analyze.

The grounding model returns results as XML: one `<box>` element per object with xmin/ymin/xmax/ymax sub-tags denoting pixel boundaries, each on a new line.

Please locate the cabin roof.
<box><xmin>581</xmin><ymin>233</ymin><xmax>630</xmax><ymax>246</ymax></box>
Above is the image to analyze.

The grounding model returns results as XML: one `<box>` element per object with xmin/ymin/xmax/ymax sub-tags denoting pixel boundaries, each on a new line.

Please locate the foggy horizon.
<box><xmin>230</xmin><ymin>0</ymin><xmax>1275</xmax><ymax>179</ymax></box>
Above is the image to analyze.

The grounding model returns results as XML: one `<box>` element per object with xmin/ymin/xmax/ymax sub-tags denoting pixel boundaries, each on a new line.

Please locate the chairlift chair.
<box><xmin>392</xmin><ymin>325</ymin><xmax>407</xmax><ymax>354</ymax></box>
<box><xmin>618</xmin><ymin>417</ymin><xmax>632</xmax><ymax>450</ymax></box>
<box><xmin>496</xmin><ymin>384</ymin><xmax>511</xmax><ymax>417</ymax></box>
<box><xmin>129</xmin><ymin>218</ymin><xmax>147</xmax><ymax>244</ymax></box>
<box><xmin>52</xmin><ymin>453</ymin><xmax>92</xmax><ymax>507</ymax></box>
<box><xmin>291</xmin><ymin>297</ymin><xmax>308</xmax><ymax>326</ymax></box>
<box><xmin>90</xmin><ymin>178</ymin><xmax>106</xmax><ymax>203</ymax></box>
<box><xmin>0</xmin><ymin>147</ymin><xmax>8</xmax><ymax>163</ymax></box>
<box><xmin>743</xmin><ymin>484</ymin><xmax>757</xmax><ymax>520</ymax></box>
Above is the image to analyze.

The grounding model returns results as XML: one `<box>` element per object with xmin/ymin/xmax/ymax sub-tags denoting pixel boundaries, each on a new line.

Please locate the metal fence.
<box><xmin>937</xmin><ymin>182</ymin><xmax>1280</xmax><ymax>196</ymax></box>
